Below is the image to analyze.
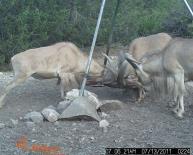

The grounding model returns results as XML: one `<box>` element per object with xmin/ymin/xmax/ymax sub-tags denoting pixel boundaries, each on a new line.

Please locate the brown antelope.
<box><xmin>105</xmin><ymin>33</ymin><xmax>172</xmax><ymax>102</ymax></box>
<box><xmin>129</xmin><ymin>33</ymin><xmax>172</xmax><ymax>60</ymax></box>
<box><xmin>124</xmin><ymin>38</ymin><xmax>193</xmax><ymax>118</ymax></box>
<box><xmin>0</xmin><ymin>42</ymin><xmax>117</xmax><ymax>108</ymax></box>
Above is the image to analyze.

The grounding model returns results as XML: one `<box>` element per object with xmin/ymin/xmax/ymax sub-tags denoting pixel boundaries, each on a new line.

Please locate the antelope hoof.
<box><xmin>172</xmin><ymin>107</ymin><xmax>179</xmax><ymax>114</ymax></box>
<box><xmin>176</xmin><ymin>112</ymin><xmax>184</xmax><ymax>119</ymax></box>
<box><xmin>137</xmin><ymin>97</ymin><xmax>142</xmax><ymax>103</ymax></box>
<box><xmin>137</xmin><ymin>94</ymin><xmax>145</xmax><ymax>103</ymax></box>
<box><xmin>173</xmin><ymin>109</ymin><xmax>184</xmax><ymax>119</ymax></box>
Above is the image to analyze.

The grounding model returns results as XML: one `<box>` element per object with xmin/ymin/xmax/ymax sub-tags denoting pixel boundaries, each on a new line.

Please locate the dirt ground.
<box><xmin>0</xmin><ymin>47</ymin><xmax>193</xmax><ymax>155</ymax></box>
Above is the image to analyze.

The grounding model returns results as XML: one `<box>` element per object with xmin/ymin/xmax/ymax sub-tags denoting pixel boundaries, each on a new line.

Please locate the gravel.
<box><xmin>0</xmin><ymin>72</ymin><xmax>193</xmax><ymax>155</ymax></box>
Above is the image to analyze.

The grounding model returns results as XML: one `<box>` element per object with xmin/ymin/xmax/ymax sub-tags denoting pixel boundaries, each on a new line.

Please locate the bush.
<box><xmin>0</xmin><ymin>55</ymin><xmax>5</xmax><ymax>65</ymax></box>
<box><xmin>0</xmin><ymin>0</ymin><xmax>193</xmax><ymax>64</ymax></box>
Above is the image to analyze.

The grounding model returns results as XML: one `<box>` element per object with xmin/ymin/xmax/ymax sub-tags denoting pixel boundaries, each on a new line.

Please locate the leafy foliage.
<box><xmin>0</xmin><ymin>0</ymin><xmax>193</xmax><ymax>64</ymax></box>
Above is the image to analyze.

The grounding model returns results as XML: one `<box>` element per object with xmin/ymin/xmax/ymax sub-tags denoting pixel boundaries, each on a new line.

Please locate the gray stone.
<box><xmin>65</xmin><ymin>89</ymin><xmax>102</xmax><ymax>109</ymax></box>
<box><xmin>26</xmin><ymin>121</ymin><xmax>36</xmax><ymax>128</ymax></box>
<box><xmin>0</xmin><ymin>123</ymin><xmax>5</xmax><ymax>129</ymax></box>
<box><xmin>32</xmin><ymin>128</ymin><xmax>36</xmax><ymax>132</ymax></box>
<box><xmin>186</xmin><ymin>82</ymin><xmax>193</xmax><ymax>87</ymax></box>
<box><xmin>10</xmin><ymin>119</ymin><xmax>18</xmax><ymax>126</ymax></box>
<box><xmin>31</xmin><ymin>139</ymin><xmax>37</xmax><ymax>143</ymax></box>
<box><xmin>41</xmin><ymin>108</ymin><xmax>60</xmax><ymax>122</ymax></box>
<box><xmin>99</xmin><ymin>119</ymin><xmax>109</xmax><ymax>128</ymax></box>
<box><xmin>24</xmin><ymin>111</ymin><xmax>44</xmax><ymax>123</ymax></box>
<box><xmin>47</xmin><ymin>105</ymin><xmax>56</xmax><ymax>110</ymax></box>
<box><xmin>59</xmin><ymin>96</ymin><xmax>101</xmax><ymax>121</ymax></box>
<box><xmin>101</xmin><ymin>112</ymin><xmax>108</xmax><ymax>118</ymax></box>
<box><xmin>57</xmin><ymin>100</ymin><xmax>71</xmax><ymax>114</ymax></box>
<box><xmin>90</xmin><ymin>136</ymin><xmax>95</xmax><ymax>141</ymax></box>
<box><xmin>99</xmin><ymin>119</ymin><xmax>109</xmax><ymax>133</ymax></box>
<box><xmin>100</xmin><ymin>100</ymin><xmax>124</xmax><ymax>112</ymax></box>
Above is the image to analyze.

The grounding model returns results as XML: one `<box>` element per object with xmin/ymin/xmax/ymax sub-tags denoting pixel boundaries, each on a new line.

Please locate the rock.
<box><xmin>100</xmin><ymin>100</ymin><xmax>124</xmax><ymax>112</ymax></box>
<box><xmin>24</xmin><ymin>111</ymin><xmax>43</xmax><ymax>123</ymax></box>
<box><xmin>101</xmin><ymin>112</ymin><xmax>108</xmax><ymax>118</ymax></box>
<box><xmin>10</xmin><ymin>119</ymin><xmax>18</xmax><ymax>126</ymax></box>
<box><xmin>114</xmin><ymin>136</ymin><xmax>123</xmax><ymax>143</ymax></box>
<box><xmin>31</xmin><ymin>139</ymin><xmax>37</xmax><ymax>143</ymax></box>
<box><xmin>65</xmin><ymin>89</ymin><xmax>102</xmax><ymax>109</ymax></box>
<box><xmin>28</xmin><ymin>109</ymin><xmax>33</xmax><ymax>112</ymax></box>
<box><xmin>0</xmin><ymin>123</ymin><xmax>5</xmax><ymax>129</ymax></box>
<box><xmin>47</xmin><ymin>105</ymin><xmax>57</xmax><ymax>110</ymax></box>
<box><xmin>114</xmin><ymin>139</ymin><xmax>119</xmax><ymax>143</ymax></box>
<box><xmin>57</xmin><ymin>100</ymin><xmax>71</xmax><ymax>114</ymax></box>
<box><xmin>26</xmin><ymin>121</ymin><xmax>36</xmax><ymax>128</ymax></box>
<box><xmin>99</xmin><ymin>119</ymin><xmax>109</xmax><ymax>128</ymax></box>
<box><xmin>41</xmin><ymin>108</ymin><xmax>60</xmax><ymax>122</ymax></box>
<box><xmin>99</xmin><ymin>119</ymin><xmax>109</xmax><ymax>132</ymax></box>
<box><xmin>79</xmin><ymin>136</ymin><xmax>86</xmax><ymax>143</ymax></box>
<box><xmin>186</xmin><ymin>82</ymin><xmax>193</xmax><ymax>87</ymax></box>
<box><xmin>90</xmin><ymin>136</ymin><xmax>95</xmax><ymax>141</ymax></box>
<box><xmin>59</xmin><ymin>96</ymin><xmax>101</xmax><ymax>121</ymax></box>
<box><xmin>65</xmin><ymin>89</ymin><xmax>80</xmax><ymax>100</ymax></box>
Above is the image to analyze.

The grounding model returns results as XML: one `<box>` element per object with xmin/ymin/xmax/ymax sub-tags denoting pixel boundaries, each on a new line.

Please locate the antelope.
<box><xmin>129</xmin><ymin>33</ymin><xmax>172</xmax><ymax>60</ymax></box>
<box><xmin>105</xmin><ymin>33</ymin><xmax>172</xmax><ymax>102</ymax></box>
<box><xmin>0</xmin><ymin>42</ymin><xmax>117</xmax><ymax>108</ymax></box>
<box><xmin>124</xmin><ymin>38</ymin><xmax>193</xmax><ymax>118</ymax></box>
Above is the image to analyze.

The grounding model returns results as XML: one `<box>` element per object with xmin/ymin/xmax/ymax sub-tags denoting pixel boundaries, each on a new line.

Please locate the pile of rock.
<box><xmin>23</xmin><ymin>89</ymin><xmax>110</xmax><ymax>132</ymax></box>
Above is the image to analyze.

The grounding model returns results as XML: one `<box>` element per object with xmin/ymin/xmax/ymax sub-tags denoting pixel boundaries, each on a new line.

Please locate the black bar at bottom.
<box><xmin>105</xmin><ymin>148</ymin><xmax>191</xmax><ymax>155</ymax></box>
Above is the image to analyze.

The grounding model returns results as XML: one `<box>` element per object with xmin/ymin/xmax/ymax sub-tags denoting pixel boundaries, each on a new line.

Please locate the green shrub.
<box><xmin>0</xmin><ymin>55</ymin><xmax>5</xmax><ymax>65</ymax></box>
<box><xmin>0</xmin><ymin>0</ymin><xmax>192</xmax><ymax>64</ymax></box>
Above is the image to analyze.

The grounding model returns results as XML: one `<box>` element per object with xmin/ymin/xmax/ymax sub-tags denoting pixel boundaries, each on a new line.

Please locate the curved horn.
<box><xmin>102</xmin><ymin>53</ymin><xmax>120</xmax><ymax>79</ymax></box>
<box><xmin>103</xmin><ymin>53</ymin><xmax>117</xmax><ymax>70</ymax></box>
<box><xmin>125</xmin><ymin>53</ymin><xmax>140</xmax><ymax>64</ymax></box>
<box><xmin>103</xmin><ymin>53</ymin><xmax>114</xmax><ymax>63</ymax></box>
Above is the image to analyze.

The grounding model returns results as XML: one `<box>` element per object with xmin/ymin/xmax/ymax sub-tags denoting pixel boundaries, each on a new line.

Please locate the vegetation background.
<box><xmin>0</xmin><ymin>0</ymin><xmax>193</xmax><ymax>65</ymax></box>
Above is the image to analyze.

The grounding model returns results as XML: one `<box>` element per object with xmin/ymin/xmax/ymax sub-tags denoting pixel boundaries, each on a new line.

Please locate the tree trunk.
<box><xmin>69</xmin><ymin>0</ymin><xmax>77</xmax><ymax>23</ymax></box>
<box><xmin>104</xmin><ymin>0</ymin><xmax>121</xmax><ymax>66</ymax></box>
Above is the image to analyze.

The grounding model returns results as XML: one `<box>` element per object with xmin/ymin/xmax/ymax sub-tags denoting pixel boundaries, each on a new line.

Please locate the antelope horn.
<box><xmin>102</xmin><ymin>53</ymin><xmax>113</xmax><ymax>66</ymax></box>
<box><xmin>102</xmin><ymin>53</ymin><xmax>118</xmax><ymax>75</ymax></box>
<box><xmin>124</xmin><ymin>53</ymin><xmax>141</xmax><ymax>70</ymax></box>
<box><xmin>124</xmin><ymin>53</ymin><xmax>140</xmax><ymax>64</ymax></box>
